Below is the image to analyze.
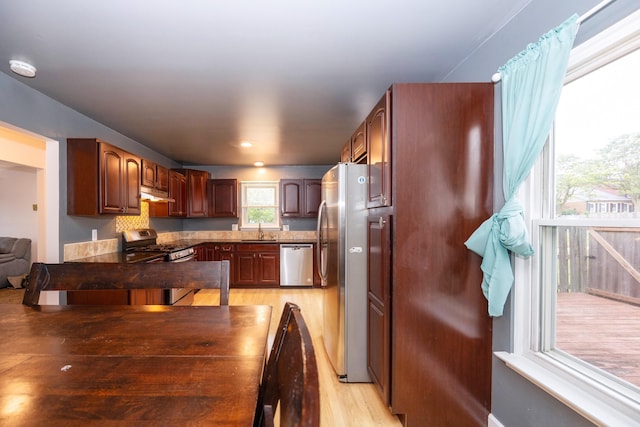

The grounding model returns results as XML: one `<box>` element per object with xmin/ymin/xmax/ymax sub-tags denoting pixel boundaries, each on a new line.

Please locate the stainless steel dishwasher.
<box><xmin>280</xmin><ymin>244</ymin><xmax>314</xmax><ymax>287</ymax></box>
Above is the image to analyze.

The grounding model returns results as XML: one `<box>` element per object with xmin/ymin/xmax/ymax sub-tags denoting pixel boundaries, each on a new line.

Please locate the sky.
<box><xmin>555</xmin><ymin>47</ymin><xmax>640</xmax><ymax>159</ymax></box>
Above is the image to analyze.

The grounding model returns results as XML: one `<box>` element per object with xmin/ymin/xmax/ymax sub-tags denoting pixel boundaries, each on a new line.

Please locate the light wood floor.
<box><xmin>194</xmin><ymin>288</ymin><xmax>403</xmax><ymax>427</ymax></box>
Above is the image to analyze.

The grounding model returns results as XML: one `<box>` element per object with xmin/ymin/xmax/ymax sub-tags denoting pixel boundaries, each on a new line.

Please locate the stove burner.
<box><xmin>122</xmin><ymin>229</ymin><xmax>194</xmax><ymax>261</ymax></box>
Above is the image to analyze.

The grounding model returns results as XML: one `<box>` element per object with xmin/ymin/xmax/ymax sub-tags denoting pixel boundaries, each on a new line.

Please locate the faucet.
<box><xmin>258</xmin><ymin>223</ymin><xmax>264</xmax><ymax>241</ymax></box>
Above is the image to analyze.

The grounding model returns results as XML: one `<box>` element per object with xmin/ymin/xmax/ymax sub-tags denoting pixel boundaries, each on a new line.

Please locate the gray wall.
<box><xmin>0</xmin><ymin>74</ymin><xmax>331</xmax><ymax>253</ymax></box>
<box><xmin>0</xmin><ymin>71</ymin><xmax>182</xmax><ymax>255</ymax></box>
<box><xmin>446</xmin><ymin>0</ymin><xmax>640</xmax><ymax>426</ymax></box>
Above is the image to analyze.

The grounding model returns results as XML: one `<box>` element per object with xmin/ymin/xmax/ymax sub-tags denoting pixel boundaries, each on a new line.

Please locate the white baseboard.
<box><xmin>488</xmin><ymin>413</ymin><xmax>505</xmax><ymax>427</ymax></box>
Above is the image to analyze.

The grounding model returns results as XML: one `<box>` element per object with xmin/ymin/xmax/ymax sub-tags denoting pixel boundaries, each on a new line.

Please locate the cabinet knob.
<box><xmin>379</xmin><ymin>217</ymin><xmax>386</xmax><ymax>228</ymax></box>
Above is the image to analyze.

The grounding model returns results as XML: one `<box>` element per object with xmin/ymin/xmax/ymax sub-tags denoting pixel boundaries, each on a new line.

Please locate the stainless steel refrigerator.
<box><xmin>316</xmin><ymin>162</ymin><xmax>370</xmax><ymax>383</ymax></box>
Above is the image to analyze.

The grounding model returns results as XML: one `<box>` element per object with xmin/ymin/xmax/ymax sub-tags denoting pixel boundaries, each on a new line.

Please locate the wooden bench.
<box><xmin>22</xmin><ymin>261</ymin><xmax>230</xmax><ymax>306</ymax></box>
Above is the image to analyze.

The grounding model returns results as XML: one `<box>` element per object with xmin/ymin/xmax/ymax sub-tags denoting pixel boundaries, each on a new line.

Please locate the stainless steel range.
<box><xmin>122</xmin><ymin>229</ymin><xmax>195</xmax><ymax>305</ymax></box>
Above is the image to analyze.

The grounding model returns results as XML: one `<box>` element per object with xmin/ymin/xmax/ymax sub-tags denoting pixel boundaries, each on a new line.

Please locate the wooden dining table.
<box><xmin>0</xmin><ymin>303</ymin><xmax>272</xmax><ymax>426</ymax></box>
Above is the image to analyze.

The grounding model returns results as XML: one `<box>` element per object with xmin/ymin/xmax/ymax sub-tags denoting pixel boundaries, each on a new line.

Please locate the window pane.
<box><xmin>246</xmin><ymin>187</ymin><xmax>275</xmax><ymax>207</ymax></box>
<box><xmin>239</xmin><ymin>181</ymin><xmax>279</xmax><ymax>228</ymax></box>
<box><xmin>551</xmin><ymin>48</ymin><xmax>640</xmax><ymax>389</ymax></box>
<box><xmin>247</xmin><ymin>207</ymin><xmax>276</xmax><ymax>224</ymax></box>
<box><xmin>546</xmin><ymin>225</ymin><xmax>640</xmax><ymax>388</ymax></box>
<box><xmin>555</xmin><ymin>49</ymin><xmax>640</xmax><ymax>219</ymax></box>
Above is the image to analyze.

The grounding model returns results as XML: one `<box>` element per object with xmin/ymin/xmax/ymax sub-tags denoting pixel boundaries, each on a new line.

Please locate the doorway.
<box><xmin>0</xmin><ymin>122</ymin><xmax>59</xmax><ymax>263</ymax></box>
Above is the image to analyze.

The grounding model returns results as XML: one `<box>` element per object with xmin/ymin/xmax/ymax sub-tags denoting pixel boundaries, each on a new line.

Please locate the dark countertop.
<box><xmin>69</xmin><ymin>251</ymin><xmax>166</xmax><ymax>264</ymax></box>
<box><xmin>166</xmin><ymin>239</ymin><xmax>316</xmax><ymax>247</ymax></box>
<box><xmin>69</xmin><ymin>239</ymin><xmax>316</xmax><ymax>263</ymax></box>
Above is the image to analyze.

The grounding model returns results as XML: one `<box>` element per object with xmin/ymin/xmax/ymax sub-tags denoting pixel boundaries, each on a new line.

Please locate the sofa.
<box><xmin>0</xmin><ymin>237</ymin><xmax>31</xmax><ymax>288</ymax></box>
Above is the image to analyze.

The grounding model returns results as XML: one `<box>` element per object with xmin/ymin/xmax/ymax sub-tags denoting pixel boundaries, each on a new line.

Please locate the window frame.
<box><xmin>238</xmin><ymin>181</ymin><xmax>280</xmax><ymax>230</ymax></box>
<box><xmin>497</xmin><ymin>9</ymin><xmax>640</xmax><ymax>425</ymax></box>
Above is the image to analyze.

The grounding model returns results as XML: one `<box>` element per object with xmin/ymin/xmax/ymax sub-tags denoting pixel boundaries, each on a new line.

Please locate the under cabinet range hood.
<box><xmin>140</xmin><ymin>186</ymin><xmax>174</xmax><ymax>203</ymax></box>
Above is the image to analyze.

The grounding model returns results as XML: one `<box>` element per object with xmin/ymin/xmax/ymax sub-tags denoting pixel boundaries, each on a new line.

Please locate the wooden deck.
<box><xmin>556</xmin><ymin>292</ymin><xmax>640</xmax><ymax>387</ymax></box>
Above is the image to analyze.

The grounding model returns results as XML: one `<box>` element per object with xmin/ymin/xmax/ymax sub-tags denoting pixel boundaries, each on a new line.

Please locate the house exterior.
<box><xmin>562</xmin><ymin>187</ymin><xmax>635</xmax><ymax>215</ymax></box>
<box><xmin>2</xmin><ymin>1</ymin><xmax>640</xmax><ymax>426</ymax></box>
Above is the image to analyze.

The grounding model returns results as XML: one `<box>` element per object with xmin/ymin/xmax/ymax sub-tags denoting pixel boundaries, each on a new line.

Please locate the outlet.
<box><xmin>91</xmin><ymin>229</ymin><xmax>98</xmax><ymax>241</ymax></box>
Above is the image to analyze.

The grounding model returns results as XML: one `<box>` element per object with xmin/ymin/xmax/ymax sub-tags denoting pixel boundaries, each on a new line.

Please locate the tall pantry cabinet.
<box><xmin>366</xmin><ymin>83</ymin><xmax>494</xmax><ymax>426</ymax></box>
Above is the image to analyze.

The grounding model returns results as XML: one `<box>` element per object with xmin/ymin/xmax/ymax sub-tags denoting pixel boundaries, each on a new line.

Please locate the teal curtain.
<box><xmin>465</xmin><ymin>14</ymin><xmax>579</xmax><ymax>317</ymax></box>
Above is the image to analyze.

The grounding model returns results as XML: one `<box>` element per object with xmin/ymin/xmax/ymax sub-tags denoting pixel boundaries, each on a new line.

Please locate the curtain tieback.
<box><xmin>465</xmin><ymin>197</ymin><xmax>534</xmax><ymax>316</ymax></box>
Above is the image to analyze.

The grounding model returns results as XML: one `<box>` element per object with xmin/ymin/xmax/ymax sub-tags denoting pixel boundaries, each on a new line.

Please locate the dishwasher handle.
<box><xmin>280</xmin><ymin>244</ymin><xmax>313</xmax><ymax>250</ymax></box>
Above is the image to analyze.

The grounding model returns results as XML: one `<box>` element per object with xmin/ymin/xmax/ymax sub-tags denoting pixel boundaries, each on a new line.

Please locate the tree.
<box><xmin>247</xmin><ymin>207</ymin><xmax>275</xmax><ymax>224</ymax></box>
<box><xmin>595</xmin><ymin>133</ymin><xmax>640</xmax><ymax>209</ymax></box>
<box><xmin>556</xmin><ymin>154</ymin><xmax>600</xmax><ymax>214</ymax></box>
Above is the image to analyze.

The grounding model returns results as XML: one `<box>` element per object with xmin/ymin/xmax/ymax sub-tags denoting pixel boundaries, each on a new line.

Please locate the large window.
<box><xmin>546</xmin><ymin>41</ymin><xmax>640</xmax><ymax>386</ymax></box>
<box><xmin>239</xmin><ymin>181</ymin><xmax>280</xmax><ymax>229</ymax></box>
<box><xmin>501</xmin><ymin>10</ymin><xmax>640</xmax><ymax>424</ymax></box>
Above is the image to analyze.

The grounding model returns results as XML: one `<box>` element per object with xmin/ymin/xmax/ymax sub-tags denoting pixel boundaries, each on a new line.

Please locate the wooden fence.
<box><xmin>556</xmin><ymin>227</ymin><xmax>640</xmax><ymax>302</ymax></box>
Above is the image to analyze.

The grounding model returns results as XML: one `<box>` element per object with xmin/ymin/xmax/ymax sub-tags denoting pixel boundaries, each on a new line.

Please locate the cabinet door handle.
<box><xmin>379</xmin><ymin>217</ymin><xmax>386</xmax><ymax>228</ymax></box>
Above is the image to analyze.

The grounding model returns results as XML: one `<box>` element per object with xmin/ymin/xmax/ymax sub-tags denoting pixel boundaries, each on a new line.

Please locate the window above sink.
<box><xmin>239</xmin><ymin>181</ymin><xmax>281</xmax><ymax>230</ymax></box>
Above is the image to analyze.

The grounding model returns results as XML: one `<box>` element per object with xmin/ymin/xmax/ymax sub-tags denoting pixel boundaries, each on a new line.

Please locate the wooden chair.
<box><xmin>22</xmin><ymin>261</ymin><xmax>230</xmax><ymax>306</ymax></box>
<box><xmin>254</xmin><ymin>302</ymin><xmax>320</xmax><ymax>427</ymax></box>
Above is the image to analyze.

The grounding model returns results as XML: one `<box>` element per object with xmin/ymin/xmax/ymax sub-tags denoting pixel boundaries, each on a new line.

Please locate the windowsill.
<box><xmin>495</xmin><ymin>351</ymin><xmax>640</xmax><ymax>425</ymax></box>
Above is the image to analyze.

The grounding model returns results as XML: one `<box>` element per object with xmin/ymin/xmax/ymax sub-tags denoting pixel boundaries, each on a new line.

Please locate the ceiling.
<box><xmin>0</xmin><ymin>1</ymin><xmax>532</xmax><ymax>166</ymax></box>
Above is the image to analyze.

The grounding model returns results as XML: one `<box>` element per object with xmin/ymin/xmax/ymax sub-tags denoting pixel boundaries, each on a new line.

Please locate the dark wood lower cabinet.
<box><xmin>235</xmin><ymin>251</ymin><xmax>257</xmax><ymax>285</ymax></box>
<box><xmin>367</xmin><ymin>214</ymin><xmax>392</xmax><ymax>404</ymax></box>
<box><xmin>196</xmin><ymin>242</ymin><xmax>280</xmax><ymax>288</ymax></box>
<box><xmin>234</xmin><ymin>244</ymin><xmax>279</xmax><ymax>287</ymax></box>
<box><xmin>66</xmin><ymin>290</ymin><xmax>129</xmax><ymax>305</ymax></box>
<box><xmin>66</xmin><ymin>288</ymin><xmax>163</xmax><ymax>305</ymax></box>
<box><xmin>256</xmin><ymin>251</ymin><xmax>279</xmax><ymax>286</ymax></box>
<box><xmin>129</xmin><ymin>289</ymin><xmax>164</xmax><ymax>305</ymax></box>
<box><xmin>194</xmin><ymin>244</ymin><xmax>208</xmax><ymax>261</ymax></box>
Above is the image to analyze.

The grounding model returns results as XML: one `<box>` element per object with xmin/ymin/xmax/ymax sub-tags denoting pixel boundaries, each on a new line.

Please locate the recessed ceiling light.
<box><xmin>240</xmin><ymin>141</ymin><xmax>253</xmax><ymax>148</ymax></box>
<box><xmin>254</xmin><ymin>161</ymin><xmax>264</xmax><ymax>167</ymax></box>
<box><xmin>9</xmin><ymin>60</ymin><xmax>37</xmax><ymax>78</ymax></box>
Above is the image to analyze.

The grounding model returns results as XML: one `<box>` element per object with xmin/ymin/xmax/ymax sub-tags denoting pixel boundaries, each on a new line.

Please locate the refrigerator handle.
<box><xmin>316</xmin><ymin>200</ymin><xmax>327</xmax><ymax>285</ymax></box>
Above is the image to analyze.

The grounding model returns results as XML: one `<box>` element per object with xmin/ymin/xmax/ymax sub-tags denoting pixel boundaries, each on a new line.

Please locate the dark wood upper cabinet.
<box><xmin>351</xmin><ymin>121</ymin><xmax>367</xmax><ymax>163</ymax></box>
<box><xmin>144</xmin><ymin>162</ymin><xmax>171</xmax><ymax>218</ymax></box>
<box><xmin>280</xmin><ymin>178</ymin><xmax>321</xmax><ymax>218</ymax></box>
<box><xmin>207</xmin><ymin>179</ymin><xmax>238</xmax><ymax>217</ymax></box>
<box><xmin>280</xmin><ymin>179</ymin><xmax>303</xmax><ymax>217</ymax></box>
<box><xmin>173</xmin><ymin>169</ymin><xmax>209</xmax><ymax>217</ymax></box>
<box><xmin>141</xmin><ymin>159</ymin><xmax>169</xmax><ymax>193</ymax></box>
<box><xmin>303</xmin><ymin>179</ymin><xmax>321</xmax><ymax>217</ymax></box>
<box><xmin>141</xmin><ymin>159</ymin><xmax>156</xmax><ymax>188</ymax></box>
<box><xmin>67</xmin><ymin>138</ymin><xmax>141</xmax><ymax>215</ymax></box>
<box><xmin>123</xmin><ymin>156</ymin><xmax>141</xmax><ymax>215</ymax></box>
<box><xmin>156</xmin><ymin>165</ymin><xmax>169</xmax><ymax>192</ymax></box>
<box><xmin>168</xmin><ymin>170</ymin><xmax>187</xmax><ymax>217</ymax></box>
<box><xmin>340</xmin><ymin>121</ymin><xmax>366</xmax><ymax>164</ymax></box>
<box><xmin>366</xmin><ymin>92</ymin><xmax>391</xmax><ymax>208</ymax></box>
<box><xmin>187</xmin><ymin>169</ymin><xmax>209</xmax><ymax>217</ymax></box>
<box><xmin>340</xmin><ymin>139</ymin><xmax>351</xmax><ymax>162</ymax></box>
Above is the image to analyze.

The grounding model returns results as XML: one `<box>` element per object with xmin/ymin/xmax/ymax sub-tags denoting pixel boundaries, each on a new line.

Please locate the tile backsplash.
<box><xmin>64</xmin><ymin>238</ymin><xmax>119</xmax><ymax>261</ymax></box>
<box><xmin>115</xmin><ymin>202</ymin><xmax>149</xmax><ymax>232</ymax></box>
